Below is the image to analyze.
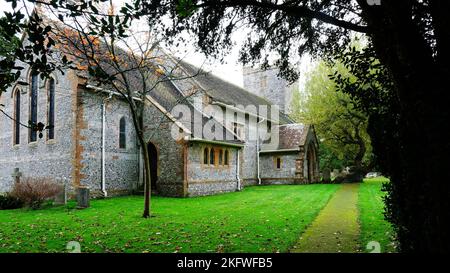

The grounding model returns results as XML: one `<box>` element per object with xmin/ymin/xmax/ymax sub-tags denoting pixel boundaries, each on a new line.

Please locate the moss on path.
<box><xmin>290</xmin><ymin>183</ymin><xmax>360</xmax><ymax>253</ymax></box>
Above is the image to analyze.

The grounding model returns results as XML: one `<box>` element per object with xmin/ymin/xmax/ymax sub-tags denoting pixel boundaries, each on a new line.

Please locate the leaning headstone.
<box><xmin>55</xmin><ymin>184</ymin><xmax>67</xmax><ymax>205</ymax></box>
<box><xmin>76</xmin><ymin>186</ymin><xmax>90</xmax><ymax>209</ymax></box>
<box><xmin>322</xmin><ymin>169</ymin><xmax>331</xmax><ymax>184</ymax></box>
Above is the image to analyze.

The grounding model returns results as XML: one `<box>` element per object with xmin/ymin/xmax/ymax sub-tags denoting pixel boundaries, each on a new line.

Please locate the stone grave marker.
<box><xmin>322</xmin><ymin>169</ymin><xmax>332</xmax><ymax>183</ymax></box>
<box><xmin>55</xmin><ymin>184</ymin><xmax>67</xmax><ymax>205</ymax></box>
<box><xmin>76</xmin><ymin>186</ymin><xmax>90</xmax><ymax>209</ymax></box>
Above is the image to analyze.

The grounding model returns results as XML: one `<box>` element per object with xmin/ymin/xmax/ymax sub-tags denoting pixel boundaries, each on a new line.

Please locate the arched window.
<box><xmin>219</xmin><ymin>149</ymin><xmax>223</xmax><ymax>165</ymax></box>
<box><xmin>209</xmin><ymin>148</ymin><xmax>215</xmax><ymax>165</ymax></box>
<box><xmin>47</xmin><ymin>78</ymin><xmax>55</xmax><ymax>140</ymax></box>
<box><xmin>119</xmin><ymin>117</ymin><xmax>126</xmax><ymax>149</ymax></box>
<box><xmin>29</xmin><ymin>72</ymin><xmax>39</xmax><ymax>143</ymax></box>
<box><xmin>13</xmin><ymin>89</ymin><xmax>20</xmax><ymax>145</ymax></box>
<box><xmin>224</xmin><ymin>150</ymin><xmax>229</xmax><ymax>166</ymax></box>
<box><xmin>203</xmin><ymin>147</ymin><xmax>209</xmax><ymax>164</ymax></box>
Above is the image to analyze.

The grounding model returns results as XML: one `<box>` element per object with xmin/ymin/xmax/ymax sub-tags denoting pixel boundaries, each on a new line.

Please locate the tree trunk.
<box><xmin>131</xmin><ymin>96</ymin><xmax>151</xmax><ymax>219</ymax></box>
<box><xmin>127</xmin><ymin>99</ymin><xmax>152</xmax><ymax>218</ymax></box>
<box><xmin>140</xmin><ymin>134</ymin><xmax>152</xmax><ymax>218</ymax></box>
<box><xmin>386</xmin><ymin>82</ymin><xmax>450</xmax><ymax>253</ymax></box>
<box><xmin>353</xmin><ymin>128</ymin><xmax>366</xmax><ymax>170</ymax></box>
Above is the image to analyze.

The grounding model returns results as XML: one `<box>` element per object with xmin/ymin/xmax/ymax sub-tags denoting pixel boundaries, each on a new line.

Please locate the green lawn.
<box><xmin>358</xmin><ymin>177</ymin><xmax>397</xmax><ymax>253</ymax></box>
<box><xmin>0</xmin><ymin>184</ymin><xmax>339</xmax><ymax>253</ymax></box>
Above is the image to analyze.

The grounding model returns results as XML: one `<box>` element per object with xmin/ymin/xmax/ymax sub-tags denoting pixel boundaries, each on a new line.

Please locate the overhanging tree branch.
<box><xmin>194</xmin><ymin>0</ymin><xmax>370</xmax><ymax>33</ymax></box>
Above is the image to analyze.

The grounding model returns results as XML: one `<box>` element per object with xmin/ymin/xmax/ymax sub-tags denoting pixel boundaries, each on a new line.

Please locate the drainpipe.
<box><xmin>101</xmin><ymin>92</ymin><xmax>113</xmax><ymax>197</ymax></box>
<box><xmin>257</xmin><ymin>117</ymin><xmax>265</xmax><ymax>185</ymax></box>
<box><xmin>236</xmin><ymin>149</ymin><xmax>241</xmax><ymax>191</ymax></box>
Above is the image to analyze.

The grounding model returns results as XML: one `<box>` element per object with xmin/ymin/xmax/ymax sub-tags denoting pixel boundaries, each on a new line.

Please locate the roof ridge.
<box><xmin>279</xmin><ymin>123</ymin><xmax>306</xmax><ymax>127</ymax></box>
<box><xmin>177</xmin><ymin>59</ymin><xmax>276</xmax><ymax>106</ymax></box>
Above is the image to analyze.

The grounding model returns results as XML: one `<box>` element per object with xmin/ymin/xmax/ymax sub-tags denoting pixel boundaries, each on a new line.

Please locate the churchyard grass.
<box><xmin>358</xmin><ymin>177</ymin><xmax>397</xmax><ymax>252</ymax></box>
<box><xmin>0</xmin><ymin>184</ymin><xmax>339</xmax><ymax>253</ymax></box>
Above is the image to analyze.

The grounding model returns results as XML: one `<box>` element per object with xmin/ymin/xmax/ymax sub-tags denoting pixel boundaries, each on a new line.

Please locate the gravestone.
<box><xmin>332</xmin><ymin>169</ymin><xmax>340</xmax><ymax>179</ymax></box>
<box><xmin>322</xmin><ymin>169</ymin><xmax>331</xmax><ymax>184</ymax></box>
<box><xmin>54</xmin><ymin>184</ymin><xmax>67</xmax><ymax>205</ymax></box>
<box><xmin>11</xmin><ymin>168</ymin><xmax>22</xmax><ymax>184</ymax></box>
<box><xmin>76</xmin><ymin>186</ymin><xmax>90</xmax><ymax>209</ymax></box>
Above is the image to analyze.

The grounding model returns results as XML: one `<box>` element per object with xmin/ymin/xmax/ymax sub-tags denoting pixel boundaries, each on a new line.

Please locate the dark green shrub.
<box><xmin>0</xmin><ymin>194</ymin><xmax>24</xmax><ymax>210</ymax></box>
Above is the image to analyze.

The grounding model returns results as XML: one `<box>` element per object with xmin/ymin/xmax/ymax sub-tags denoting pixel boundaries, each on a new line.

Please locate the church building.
<box><xmin>0</xmin><ymin>44</ymin><xmax>320</xmax><ymax>197</ymax></box>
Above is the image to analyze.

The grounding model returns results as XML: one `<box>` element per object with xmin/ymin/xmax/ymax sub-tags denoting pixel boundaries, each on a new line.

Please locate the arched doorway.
<box><xmin>147</xmin><ymin>142</ymin><xmax>158</xmax><ymax>191</ymax></box>
<box><xmin>306</xmin><ymin>143</ymin><xmax>316</xmax><ymax>183</ymax></box>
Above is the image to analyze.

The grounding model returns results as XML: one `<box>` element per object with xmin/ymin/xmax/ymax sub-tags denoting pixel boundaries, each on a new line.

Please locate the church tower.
<box><xmin>243</xmin><ymin>67</ymin><xmax>297</xmax><ymax>114</ymax></box>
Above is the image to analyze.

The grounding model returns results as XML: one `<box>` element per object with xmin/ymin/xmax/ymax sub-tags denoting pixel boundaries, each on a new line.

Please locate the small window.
<box><xmin>219</xmin><ymin>149</ymin><xmax>223</xmax><ymax>165</ymax></box>
<box><xmin>29</xmin><ymin>72</ymin><xmax>39</xmax><ymax>143</ymax></box>
<box><xmin>47</xmin><ymin>78</ymin><xmax>55</xmax><ymax>140</ymax></box>
<box><xmin>224</xmin><ymin>150</ymin><xmax>229</xmax><ymax>166</ymax></box>
<box><xmin>203</xmin><ymin>147</ymin><xmax>209</xmax><ymax>164</ymax></box>
<box><xmin>119</xmin><ymin>117</ymin><xmax>126</xmax><ymax>149</ymax></box>
<box><xmin>275</xmin><ymin>157</ymin><xmax>282</xmax><ymax>169</ymax></box>
<box><xmin>209</xmin><ymin>148</ymin><xmax>215</xmax><ymax>165</ymax></box>
<box><xmin>13</xmin><ymin>89</ymin><xmax>21</xmax><ymax>145</ymax></box>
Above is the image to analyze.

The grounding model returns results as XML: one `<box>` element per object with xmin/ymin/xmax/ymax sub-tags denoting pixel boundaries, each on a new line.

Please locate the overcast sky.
<box><xmin>0</xmin><ymin>0</ymin><xmax>314</xmax><ymax>89</ymax></box>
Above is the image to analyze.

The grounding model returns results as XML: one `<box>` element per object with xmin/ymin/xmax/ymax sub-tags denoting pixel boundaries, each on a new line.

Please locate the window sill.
<box><xmin>202</xmin><ymin>164</ymin><xmax>231</xmax><ymax>169</ymax></box>
<box><xmin>28</xmin><ymin>142</ymin><xmax>38</xmax><ymax>148</ymax></box>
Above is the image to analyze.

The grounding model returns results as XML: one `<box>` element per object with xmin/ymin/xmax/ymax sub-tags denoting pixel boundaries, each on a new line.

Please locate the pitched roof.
<box><xmin>44</xmin><ymin>17</ymin><xmax>301</xmax><ymax>146</ymax></box>
<box><xmin>44</xmin><ymin>20</ymin><xmax>241</xmax><ymax>146</ymax></box>
<box><xmin>261</xmin><ymin>124</ymin><xmax>313</xmax><ymax>152</ymax></box>
<box><xmin>175</xmin><ymin>60</ymin><xmax>294</xmax><ymax>125</ymax></box>
<box><xmin>278</xmin><ymin>124</ymin><xmax>309</xmax><ymax>149</ymax></box>
<box><xmin>148</xmin><ymin>75</ymin><xmax>243</xmax><ymax>145</ymax></box>
<box><xmin>47</xmin><ymin>14</ymin><xmax>293</xmax><ymax>125</ymax></box>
